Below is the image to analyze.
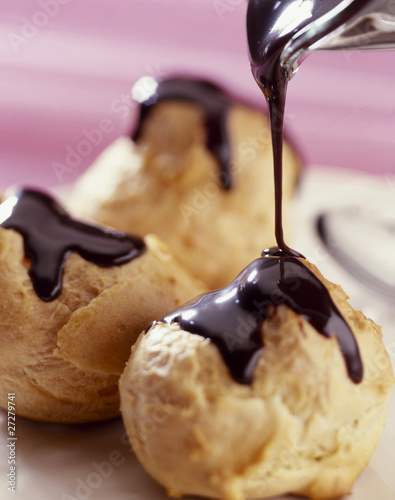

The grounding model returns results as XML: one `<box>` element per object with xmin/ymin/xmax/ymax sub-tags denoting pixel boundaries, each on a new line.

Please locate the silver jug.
<box><xmin>281</xmin><ymin>0</ymin><xmax>395</xmax><ymax>79</ymax></box>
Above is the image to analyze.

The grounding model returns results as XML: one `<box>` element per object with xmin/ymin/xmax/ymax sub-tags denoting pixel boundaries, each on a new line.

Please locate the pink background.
<box><xmin>1</xmin><ymin>0</ymin><xmax>394</xmax><ymax>189</ymax></box>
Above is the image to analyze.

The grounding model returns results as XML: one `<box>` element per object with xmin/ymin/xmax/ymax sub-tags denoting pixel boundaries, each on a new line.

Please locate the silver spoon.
<box><xmin>316</xmin><ymin>203</ymin><xmax>395</xmax><ymax>300</ymax></box>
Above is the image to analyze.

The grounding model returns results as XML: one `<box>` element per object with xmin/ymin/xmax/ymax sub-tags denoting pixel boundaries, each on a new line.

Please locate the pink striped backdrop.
<box><xmin>1</xmin><ymin>0</ymin><xmax>394</xmax><ymax>189</ymax></box>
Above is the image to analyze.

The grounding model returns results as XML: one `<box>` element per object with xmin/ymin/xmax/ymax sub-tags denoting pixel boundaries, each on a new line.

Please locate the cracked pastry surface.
<box><xmin>119</xmin><ymin>260</ymin><xmax>394</xmax><ymax>500</ymax></box>
<box><xmin>69</xmin><ymin>97</ymin><xmax>301</xmax><ymax>289</ymax></box>
<box><xmin>0</xmin><ymin>229</ymin><xmax>205</xmax><ymax>423</ymax></box>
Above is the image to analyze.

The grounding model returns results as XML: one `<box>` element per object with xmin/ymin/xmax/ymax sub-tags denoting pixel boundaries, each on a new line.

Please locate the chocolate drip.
<box><xmin>247</xmin><ymin>0</ymin><xmax>374</xmax><ymax>254</ymax></box>
<box><xmin>0</xmin><ymin>189</ymin><xmax>146</xmax><ymax>302</ymax></box>
<box><xmin>246</xmin><ymin>0</ymin><xmax>351</xmax><ymax>257</ymax></box>
<box><xmin>132</xmin><ymin>77</ymin><xmax>235</xmax><ymax>190</ymax></box>
<box><xmin>163</xmin><ymin>252</ymin><xmax>363</xmax><ymax>384</ymax></box>
<box><xmin>243</xmin><ymin>0</ymin><xmax>364</xmax><ymax>384</ymax></box>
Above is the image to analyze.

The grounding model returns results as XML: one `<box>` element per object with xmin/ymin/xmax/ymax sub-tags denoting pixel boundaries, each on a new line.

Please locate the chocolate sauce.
<box><xmin>132</xmin><ymin>77</ymin><xmax>236</xmax><ymax>190</ymax></box>
<box><xmin>157</xmin><ymin>1</ymin><xmax>365</xmax><ymax>385</ymax></box>
<box><xmin>163</xmin><ymin>254</ymin><xmax>363</xmax><ymax>384</ymax></box>
<box><xmin>0</xmin><ymin>189</ymin><xmax>146</xmax><ymax>302</ymax></box>
<box><xmin>247</xmin><ymin>0</ymin><xmax>358</xmax><ymax>256</ymax></box>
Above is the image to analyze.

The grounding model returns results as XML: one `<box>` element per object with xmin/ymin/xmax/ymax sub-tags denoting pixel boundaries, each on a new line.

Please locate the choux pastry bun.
<box><xmin>120</xmin><ymin>253</ymin><xmax>394</xmax><ymax>500</ymax></box>
<box><xmin>69</xmin><ymin>77</ymin><xmax>301</xmax><ymax>289</ymax></box>
<box><xmin>0</xmin><ymin>188</ymin><xmax>205</xmax><ymax>423</ymax></box>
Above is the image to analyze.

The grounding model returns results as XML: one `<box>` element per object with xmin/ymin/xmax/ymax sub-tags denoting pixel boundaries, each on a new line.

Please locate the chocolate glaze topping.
<box><xmin>132</xmin><ymin>77</ymin><xmax>235</xmax><ymax>190</ymax></box>
<box><xmin>158</xmin><ymin>1</ymin><xmax>364</xmax><ymax>385</ymax></box>
<box><xmin>163</xmin><ymin>253</ymin><xmax>363</xmax><ymax>385</ymax></box>
<box><xmin>0</xmin><ymin>189</ymin><xmax>146</xmax><ymax>302</ymax></box>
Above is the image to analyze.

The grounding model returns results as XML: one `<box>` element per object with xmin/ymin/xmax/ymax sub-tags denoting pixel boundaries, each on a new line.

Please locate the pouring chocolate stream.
<box><xmin>160</xmin><ymin>1</ymin><xmax>365</xmax><ymax>384</ymax></box>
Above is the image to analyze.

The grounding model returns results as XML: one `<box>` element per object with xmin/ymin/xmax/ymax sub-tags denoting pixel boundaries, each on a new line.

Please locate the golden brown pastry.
<box><xmin>119</xmin><ymin>257</ymin><xmax>394</xmax><ymax>500</ymax></box>
<box><xmin>69</xmin><ymin>77</ymin><xmax>301</xmax><ymax>289</ymax></box>
<box><xmin>0</xmin><ymin>188</ymin><xmax>205</xmax><ymax>423</ymax></box>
